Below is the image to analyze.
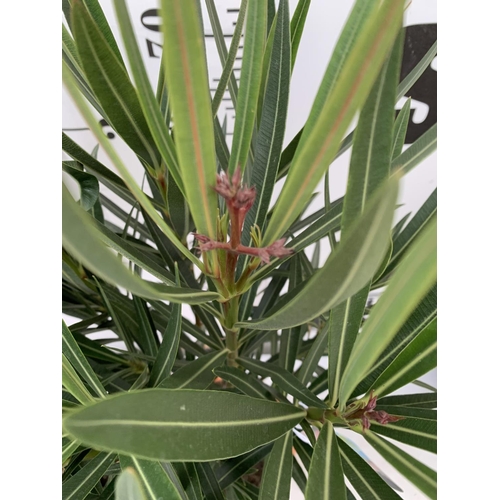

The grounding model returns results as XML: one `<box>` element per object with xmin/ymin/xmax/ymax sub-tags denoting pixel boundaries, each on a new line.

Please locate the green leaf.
<box><xmin>228</xmin><ymin>0</ymin><xmax>267</xmax><ymax>175</ymax></box>
<box><xmin>353</xmin><ymin>284</ymin><xmax>436</xmax><ymax>396</ymax></box>
<box><xmin>62</xmin><ymin>353</ymin><xmax>95</xmax><ymax>405</ymax></box>
<box><xmin>338</xmin><ymin>439</ymin><xmax>402</xmax><ymax>500</ymax></box>
<box><xmin>62</xmin><ymin>132</ymin><xmax>137</xmax><ymax>207</ymax></box>
<box><xmin>79</xmin><ymin>0</ymin><xmax>125</xmax><ymax>67</ymax></box>
<box><xmin>160</xmin><ymin>0</ymin><xmax>218</xmax><ymax>240</ymax></box>
<box><xmin>115</xmin><ymin>467</ymin><xmax>147</xmax><ymax>500</ymax></box>
<box><xmin>263</xmin><ymin>0</ymin><xmax>404</xmax><ymax>244</ymax></box>
<box><xmin>132</xmin><ymin>297</ymin><xmax>159</xmax><ymax>357</ymax></box>
<box><xmin>237</xmin><ymin>357</ymin><xmax>327</xmax><ymax>408</ymax></box>
<box><xmin>369</xmin><ymin>414</ymin><xmax>437</xmax><ymax>453</ymax></box>
<box><xmin>119</xmin><ymin>455</ymin><xmax>184</xmax><ymax>500</ymax></box>
<box><xmin>172</xmin><ymin>462</ymin><xmax>202</xmax><ymax>500</ymax></box>
<box><xmin>237</xmin><ymin>175</ymin><xmax>399</xmax><ymax>330</ymax></box>
<box><xmin>194</xmin><ymin>463</ymin><xmax>225</xmax><ymax>500</ymax></box>
<box><xmin>368</xmin><ymin>319</ymin><xmax>437</xmax><ymax>398</ymax></box>
<box><xmin>341</xmin><ymin>29</ymin><xmax>403</xmax><ymax>233</ymax></box>
<box><xmin>288</xmin><ymin>200</ymin><xmax>343</xmax><ymax>251</ymax></box>
<box><xmin>62</xmin><ymin>63</ymin><xmax>204</xmax><ymax>270</ymax></box>
<box><xmin>215</xmin><ymin>444</ymin><xmax>273</xmax><ymax>490</ymax></box>
<box><xmin>62</xmin><ymin>162</ymin><xmax>99</xmax><ymax>211</ymax></box>
<box><xmin>62</xmin><ymin>451</ymin><xmax>116</xmax><ymax>500</ymax></box>
<box><xmin>328</xmin><ymin>31</ymin><xmax>403</xmax><ymax>406</ymax></box>
<box><xmin>392</xmin><ymin>123</ymin><xmax>437</xmax><ymax>176</ymax></box>
<box><xmin>71</xmin><ymin>0</ymin><xmax>158</xmax><ymax>167</ymax></box>
<box><xmin>95</xmin><ymin>279</ymin><xmax>136</xmax><ymax>352</ymax></box>
<box><xmin>364</xmin><ymin>432</ymin><xmax>437</xmax><ymax>500</ymax></box>
<box><xmin>213</xmin><ymin>366</ymin><xmax>271</xmax><ymax>400</ymax></box>
<box><xmin>62</xmin><ymin>184</ymin><xmax>220</xmax><ymax>304</ymax></box>
<box><xmin>384</xmin><ymin>188</ymin><xmax>437</xmax><ymax>276</ymax></box>
<box><xmin>290</xmin><ymin>0</ymin><xmax>311</xmax><ymax>69</ymax></box>
<box><xmin>278</xmin><ymin>256</ymin><xmax>302</xmax><ymax>372</ymax></box>
<box><xmin>277</xmin><ymin>36</ymin><xmax>436</xmax><ymax>183</ymax></box>
<box><xmin>243</xmin><ymin>0</ymin><xmax>290</xmax><ymax>249</ymax></box>
<box><xmin>377</xmin><ymin>392</ymin><xmax>437</xmax><ymax>409</ymax></box>
<box><xmin>150</xmin><ymin>297</ymin><xmax>182</xmax><ymax>387</ymax></box>
<box><xmin>211</xmin><ymin>0</ymin><xmax>248</xmax><ymax>115</ymax></box>
<box><xmin>339</xmin><ymin>215</ymin><xmax>436</xmax><ymax>409</ymax></box>
<box><xmin>62</xmin><ymin>320</ymin><xmax>107</xmax><ymax>399</ymax></box>
<box><xmin>63</xmin><ymin>439</ymin><xmax>81</xmax><ymax>464</ymax></box>
<box><xmin>397</xmin><ymin>40</ymin><xmax>437</xmax><ymax>100</ymax></box>
<box><xmin>113</xmin><ymin>0</ymin><xmax>184</xmax><ymax>193</ymax></box>
<box><xmin>158</xmin><ymin>350</ymin><xmax>228</xmax><ymax>390</ymax></box>
<box><xmin>204</xmin><ymin>0</ymin><xmax>240</xmax><ymax>109</ymax></box>
<box><xmin>305</xmin><ymin>422</ymin><xmax>347</xmax><ymax>500</ymax></box>
<box><xmin>391</xmin><ymin>98</ymin><xmax>412</xmax><ymax>160</ymax></box>
<box><xmin>296</xmin><ymin>323</ymin><xmax>328</xmax><ymax>386</ymax></box>
<box><xmin>258</xmin><ymin>431</ymin><xmax>293</xmax><ymax>500</ymax></box>
<box><xmin>63</xmin><ymin>389</ymin><xmax>306</xmax><ymax>462</ymax></box>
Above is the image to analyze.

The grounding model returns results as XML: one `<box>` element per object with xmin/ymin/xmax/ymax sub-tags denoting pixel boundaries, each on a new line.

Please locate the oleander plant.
<box><xmin>62</xmin><ymin>0</ymin><xmax>437</xmax><ymax>498</ymax></box>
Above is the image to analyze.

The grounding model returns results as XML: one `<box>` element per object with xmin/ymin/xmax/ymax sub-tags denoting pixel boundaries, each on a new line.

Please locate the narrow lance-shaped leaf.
<box><xmin>384</xmin><ymin>188</ymin><xmax>437</xmax><ymax>276</ymax></box>
<box><xmin>392</xmin><ymin>123</ymin><xmax>437</xmax><ymax>176</ymax></box>
<box><xmin>119</xmin><ymin>455</ymin><xmax>184</xmax><ymax>500</ymax></box>
<box><xmin>391</xmin><ymin>98</ymin><xmax>412</xmax><ymax>160</ymax></box>
<box><xmin>237</xmin><ymin>357</ymin><xmax>327</xmax><ymax>408</ymax></box>
<box><xmin>363</xmin><ymin>432</ymin><xmax>437</xmax><ymax>500</ymax></box>
<box><xmin>228</xmin><ymin>0</ymin><xmax>267</xmax><ymax>175</ymax></box>
<box><xmin>62</xmin><ymin>320</ymin><xmax>107</xmax><ymax>398</ymax></box>
<box><xmin>194</xmin><ymin>462</ymin><xmax>225</xmax><ymax>500</ymax></box>
<box><xmin>62</xmin><ymin>451</ymin><xmax>116</xmax><ymax>500</ymax></box>
<box><xmin>305</xmin><ymin>422</ymin><xmax>347</xmax><ymax>500</ymax></box>
<box><xmin>215</xmin><ymin>444</ymin><xmax>274</xmax><ymax>490</ymax></box>
<box><xmin>62</xmin><ymin>439</ymin><xmax>80</xmax><ymax>465</ymax></box>
<box><xmin>132</xmin><ymin>297</ymin><xmax>159</xmax><ymax>357</ymax></box>
<box><xmin>353</xmin><ymin>284</ymin><xmax>436</xmax><ymax>396</ymax></box>
<box><xmin>278</xmin><ymin>255</ymin><xmax>302</xmax><ymax>372</ymax></box>
<box><xmin>62</xmin><ymin>132</ymin><xmax>137</xmax><ymax>207</ymax></box>
<box><xmin>377</xmin><ymin>392</ymin><xmax>437</xmax><ymax>409</ymax></box>
<box><xmin>62</xmin><ymin>353</ymin><xmax>95</xmax><ymax>405</ymax></box>
<box><xmin>115</xmin><ymin>468</ymin><xmax>148</xmax><ymax>500</ymax></box>
<box><xmin>213</xmin><ymin>366</ymin><xmax>272</xmax><ymax>400</ymax></box>
<box><xmin>258</xmin><ymin>431</ymin><xmax>293</xmax><ymax>500</ymax></box>
<box><xmin>338</xmin><ymin>439</ymin><xmax>403</xmax><ymax>500</ymax></box>
<box><xmin>71</xmin><ymin>0</ymin><xmax>158</xmax><ymax>167</ymax></box>
<box><xmin>211</xmin><ymin>0</ymin><xmax>248</xmax><ymax>116</ymax></box>
<box><xmin>290</xmin><ymin>0</ymin><xmax>311</xmax><ymax>69</ymax></box>
<box><xmin>339</xmin><ymin>215</ymin><xmax>437</xmax><ymax>409</ymax></box>
<box><xmin>158</xmin><ymin>349</ymin><xmax>228</xmax><ymax>390</ymax></box>
<box><xmin>329</xmin><ymin>30</ymin><xmax>404</xmax><ymax>405</ymax></box>
<box><xmin>62</xmin><ymin>162</ymin><xmax>99</xmax><ymax>211</ymax></box>
<box><xmin>172</xmin><ymin>462</ymin><xmax>201</xmax><ymax>500</ymax></box>
<box><xmin>368</xmin><ymin>318</ymin><xmax>437</xmax><ymax>399</ymax></box>
<box><xmin>79</xmin><ymin>0</ymin><xmax>125</xmax><ymax>66</ymax></box>
<box><xmin>96</xmin><ymin>278</ymin><xmax>135</xmax><ymax>352</ymax></box>
<box><xmin>237</xmin><ymin>175</ymin><xmax>399</xmax><ymax>330</ymax></box>
<box><xmin>150</xmin><ymin>273</ymin><xmax>182</xmax><ymax>387</ymax></box>
<box><xmin>242</xmin><ymin>0</ymin><xmax>290</xmax><ymax>250</ymax></box>
<box><xmin>277</xmin><ymin>38</ymin><xmax>437</xmax><ymax>182</ymax></box>
<box><xmin>204</xmin><ymin>0</ymin><xmax>240</xmax><ymax>109</ymax></box>
<box><xmin>113</xmin><ymin>0</ymin><xmax>184</xmax><ymax>194</ymax></box>
<box><xmin>62</xmin><ymin>184</ymin><xmax>220</xmax><ymax>305</ymax></box>
<box><xmin>263</xmin><ymin>0</ymin><xmax>404</xmax><ymax>245</ymax></box>
<box><xmin>62</xmin><ymin>62</ymin><xmax>204</xmax><ymax>270</ymax></box>
<box><xmin>296</xmin><ymin>322</ymin><xmax>328</xmax><ymax>386</ymax></box>
<box><xmin>63</xmin><ymin>389</ymin><xmax>306</xmax><ymax>462</ymax></box>
<box><xmin>160</xmin><ymin>0</ymin><xmax>218</xmax><ymax>240</ymax></box>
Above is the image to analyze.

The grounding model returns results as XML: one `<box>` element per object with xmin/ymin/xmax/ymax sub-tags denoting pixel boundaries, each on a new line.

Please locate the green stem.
<box><xmin>224</xmin><ymin>296</ymin><xmax>240</xmax><ymax>367</ymax></box>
